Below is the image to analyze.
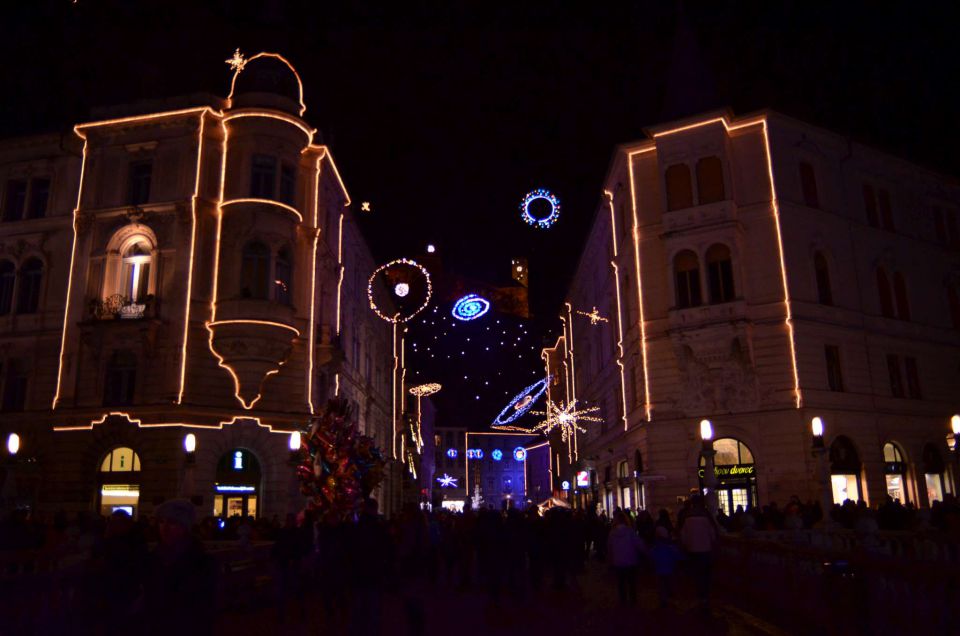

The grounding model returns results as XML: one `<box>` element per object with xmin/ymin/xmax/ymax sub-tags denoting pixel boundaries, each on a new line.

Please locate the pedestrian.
<box><xmin>650</xmin><ymin>525</ymin><xmax>682</xmax><ymax>608</ymax></box>
<box><xmin>678</xmin><ymin>494</ymin><xmax>719</xmax><ymax>613</ymax></box>
<box><xmin>606</xmin><ymin>510</ymin><xmax>646</xmax><ymax>605</ymax></box>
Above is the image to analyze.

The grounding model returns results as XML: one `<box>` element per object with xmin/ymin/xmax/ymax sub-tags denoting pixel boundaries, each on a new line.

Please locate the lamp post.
<box><xmin>950</xmin><ymin>415</ymin><xmax>960</xmax><ymax>495</ymax></box>
<box><xmin>2</xmin><ymin>433</ymin><xmax>20</xmax><ymax>511</ymax></box>
<box><xmin>811</xmin><ymin>416</ymin><xmax>834</xmax><ymax>528</ymax></box>
<box><xmin>700</xmin><ymin>419</ymin><xmax>718</xmax><ymax>516</ymax></box>
<box><xmin>181</xmin><ymin>433</ymin><xmax>196</xmax><ymax>499</ymax></box>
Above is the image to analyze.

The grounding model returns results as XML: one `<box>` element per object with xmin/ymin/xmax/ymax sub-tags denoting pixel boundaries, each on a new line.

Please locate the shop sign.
<box><xmin>576</xmin><ymin>470</ymin><xmax>590</xmax><ymax>487</ymax></box>
<box><xmin>698</xmin><ymin>464</ymin><xmax>755</xmax><ymax>479</ymax></box>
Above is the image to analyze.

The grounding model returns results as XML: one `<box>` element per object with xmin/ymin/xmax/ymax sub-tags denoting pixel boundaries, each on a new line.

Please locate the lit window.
<box><xmin>121</xmin><ymin>243</ymin><xmax>152</xmax><ymax>302</ymax></box>
<box><xmin>100</xmin><ymin>447</ymin><xmax>141</xmax><ymax>472</ymax></box>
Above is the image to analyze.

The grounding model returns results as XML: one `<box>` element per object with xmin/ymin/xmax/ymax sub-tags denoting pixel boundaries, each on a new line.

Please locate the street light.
<box><xmin>950</xmin><ymin>415</ymin><xmax>960</xmax><ymax>495</ymax></box>
<box><xmin>6</xmin><ymin>433</ymin><xmax>19</xmax><ymax>456</ymax></box>
<box><xmin>811</xmin><ymin>416</ymin><xmax>833</xmax><ymax>528</ymax></box>
<box><xmin>699</xmin><ymin>419</ymin><xmax>718</xmax><ymax>516</ymax></box>
<box><xmin>289</xmin><ymin>431</ymin><xmax>301</xmax><ymax>452</ymax></box>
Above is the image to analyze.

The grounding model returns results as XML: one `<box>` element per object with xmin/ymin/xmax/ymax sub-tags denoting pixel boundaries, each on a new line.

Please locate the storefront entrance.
<box><xmin>98</xmin><ymin>447</ymin><xmax>141</xmax><ymax>518</ymax></box>
<box><xmin>213</xmin><ymin>449</ymin><xmax>261</xmax><ymax>519</ymax></box>
<box><xmin>699</xmin><ymin>438</ymin><xmax>758</xmax><ymax>516</ymax></box>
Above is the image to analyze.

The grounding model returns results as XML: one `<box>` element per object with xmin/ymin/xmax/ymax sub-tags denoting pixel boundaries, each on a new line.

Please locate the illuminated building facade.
<box><xmin>552</xmin><ymin>110</ymin><xmax>960</xmax><ymax>514</ymax></box>
<box><xmin>0</xmin><ymin>53</ymin><xmax>396</xmax><ymax>519</ymax></box>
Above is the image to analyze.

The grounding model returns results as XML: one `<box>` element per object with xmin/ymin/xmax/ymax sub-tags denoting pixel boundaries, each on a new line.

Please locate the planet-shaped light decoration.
<box><xmin>520</xmin><ymin>188</ymin><xmax>560</xmax><ymax>228</ymax></box>
<box><xmin>513</xmin><ymin>447</ymin><xmax>527</xmax><ymax>462</ymax></box>
<box><xmin>452</xmin><ymin>294</ymin><xmax>491</xmax><ymax>322</ymax></box>
<box><xmin>367</xmin><ymin>258</ymin><xmax>433</xmax><ymax>323</ymax></box>
<box><xmin>492</xmin><ymin>376</ymin><xmax>551</xmax><ymax>428</ymax></box>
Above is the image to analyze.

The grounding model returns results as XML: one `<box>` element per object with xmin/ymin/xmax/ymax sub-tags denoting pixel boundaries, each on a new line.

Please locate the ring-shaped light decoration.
<box><xmin>367</xmin><ymin>258</ymin><xmax>433</xmax><ymax>323</ymax></box>
<box><xmin>492</xmin><ymin>375</ymin><xmax>551</xmax><ymax>427</ymax></box>
<box><xmin>409</xmin><ymin>382</ymin><xmax>442</xmax><ymax>397</ymax></box>
<box><xmin>451</xmin><ymin>294</ymin><xmax>491</xmax><ymax>322</ymax></box>
<box><xmin>520</xmin><ymin>188</ymin><xmax>560</xmax><ymax>228</ymax></box>
<box><xmin>491</xmin><ymin>449</ymin><xmax>503</xmax><ymax>461</ymax></box>
<box><xmin>513</xmin><ymin>447</ymin><xmax>527</xmax><ymax>462</ymax></box>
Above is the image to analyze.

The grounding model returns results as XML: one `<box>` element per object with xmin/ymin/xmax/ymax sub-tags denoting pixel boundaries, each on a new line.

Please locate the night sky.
<box><xmin>2</xmin><ymin>1</ymin><xmax>957</xmax><ymax>427</ymax></box>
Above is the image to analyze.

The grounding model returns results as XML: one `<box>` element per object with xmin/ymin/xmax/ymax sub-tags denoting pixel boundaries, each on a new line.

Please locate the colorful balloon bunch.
<box><xmin>295</xmin><ymin>398</ymin><xmax>386</xmax><ymax>517</ymax></box>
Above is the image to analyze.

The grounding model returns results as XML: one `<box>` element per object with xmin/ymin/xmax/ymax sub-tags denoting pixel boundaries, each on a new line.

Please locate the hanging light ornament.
<box><xmin>520</xmin><ymin>188</ymin><xmax>560</xmax><ymax>228</ymax></box>
<box><xmin>367</xmin><ymin>258</ymin><xmax>433</xmax><ymax>323</ymax></box>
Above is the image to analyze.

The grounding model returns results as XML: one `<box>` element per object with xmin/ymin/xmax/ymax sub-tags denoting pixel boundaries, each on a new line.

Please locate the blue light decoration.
<box><xmin>561</xmin><ymin>480</ymin><xmax>570</xmax><ymax>491</ymax></box>
<box><xmin>492</xmin><ymin>376</ymin><xmax>551</xmax><ymax>427</ymax></box>
<box><xmin>437</xmin><ymin>473</ymin><xmax>458</xmax><ymax>488</ymax></box>
<box><xmin>446</xmin><ymin>448</ymin><xmax>458</xmax><ymax>459</ymax></box>
<box><xmin>451</xmin><ymin>294</ymin><xmax>491</xmax><ymax>322</ymax></box>
<box><xmin>513</xmin><ymin>447</ymin><xmax>527</xmax><ymax>462</ymax></box>
<box><xmin>491</xmin><ymin>449</ymin><xmax>503</xmax><ymax>461</ymax></box>
<box><xmin>520</xmin><ymin>188</ymin><xmax>560</xmax><ymax>228</ymax></box>
<box><xmin>466</xmin><ymin>449</ymin><xmax>484</xmax><ymax>460</ymax></box>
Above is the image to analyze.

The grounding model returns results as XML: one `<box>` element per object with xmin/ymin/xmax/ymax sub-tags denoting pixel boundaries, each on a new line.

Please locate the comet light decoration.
<box><xmin>438</xmin><ymin>473</ymin><xmax>458</xmax><ymax>488</ymax></box>
<box><xmin>531</xmin><ymin>399</ymin><xmax>603</xmax><ymax>442</ymax></box>
<box><xmin>451</xmin><ymin>294</ymin><xmax>490</xmax><ymax>322</ymax></box>
<box><xmin>520</xmin><ymin>188</ymin><xmax>560</xmax><ymax>228</ymax></box>
<box><xmin>492</xmin><ymin>376</ymin><xmax>551</xmax><ymax>428</ymax></box>
<box><xmin>576</xmin><ymin>306</ymin><xmax>609</xmax><ymax>325</ymax></box>
<box><xmin>367</xmin><ymin>258</ymin><xmax>433</xmax><ymax>323</ymax></box>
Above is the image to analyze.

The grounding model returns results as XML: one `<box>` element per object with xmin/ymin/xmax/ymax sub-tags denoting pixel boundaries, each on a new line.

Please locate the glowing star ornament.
<box><xmin>394</xmin><ymin>283</ymin><xmax>410</xmax><ymax>298</ymax></box>
<box><xmin>520</xmin><ymin>189</ymin><xmax>560</xmax><ymax>228</ymax></box>
<box><xmin>452</xmin><ymin>294</ymin><xmax>491</xmax><ymax>321</ymax></box>
<box><xmin>531</xmin><ymin>399</ymin><xmax>603</xmax><ymax>442</ymax></box>
<box><xmin>367</xmin><ymin>258</ymin><xmax>433</xmax><ymax>323</ymax></box>
<box><xmin>225</xmin><ymin>48</ymin><xmax>247</xmax><ymax>72</ymax></box>
<box><xmin>361</xmin><ymin>201</ymin><xmax>371</xmax><ymax>212</ymax></box>
<box><xmin>438</xmin><ymin>474</ymin><xmax>458</xmax><ymax>488</ymax></box>
<box><xmin>576</xmin><ymin>307</ymin><xmax>609</xmax><ymax>325</ymax></box>
<box><xmin>492</xmin><ymin>376</ymin><xmax>551</xmax><ymax>428</ymax></box>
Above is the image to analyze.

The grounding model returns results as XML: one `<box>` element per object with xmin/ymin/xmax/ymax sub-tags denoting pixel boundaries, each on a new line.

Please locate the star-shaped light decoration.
<box><xmin>531</xmin><ymin>399</ymin><xmax>603</xmax><ymax>442</ymax></box>
<box><xmin>576</xmin><ymin>306</ymin><xmax>608</xmax><ymax>325</ymax></box>
<box><xmin>437</xmin><ymin>473</ymin><xmax>458</xmax><ymax>488</ymax></box>
<box><xmin>225</xmin><ymin>48</ymin><xmax>247</xmax><ymax>73</ymax></box>
<box><xmin>361</xmin><ymin>201</ymin><xmax>371</xmax><ymax>212</ymax></box>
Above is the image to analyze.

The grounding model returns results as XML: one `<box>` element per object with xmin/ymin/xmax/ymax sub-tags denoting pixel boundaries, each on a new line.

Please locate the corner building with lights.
<box><xmin>0</xmin><ymin>53</ymin><xmax>399</xmax><ymax>519</ymax></box>
<box><xmin>551</xmin><ymin>110</ymin><xmax>960</xmax><ymax>515</ymax></box>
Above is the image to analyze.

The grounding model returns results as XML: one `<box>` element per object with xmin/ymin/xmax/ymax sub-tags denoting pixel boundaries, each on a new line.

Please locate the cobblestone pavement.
<box><xmin>216</xmin><ymin>558</ymin><xmax>793</xmax><ymax>636</ymax></box>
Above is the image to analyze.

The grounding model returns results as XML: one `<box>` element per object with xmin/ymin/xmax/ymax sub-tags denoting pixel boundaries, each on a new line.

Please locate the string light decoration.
<box><xmin>513</xmin><ymin>447</ymin><xmax>527</xmax><ymax>462</ymax></box>
<box><xmin>451</xmin><ymin>294</ymin><xmax>491</xmax><ymax>322</ymax></box>
<box><xmin>437</xmin><ymin>473</ymin><xmax>458</xmax><ymax>488</ymax></box>
<box><xmin>409</xmin><ymin>383</ymin><xmax>442</xmax><ymax>397</ymax></box>
<box><xmin>394</xmin><ymin>283</ymin><xmax>410</xmax><ymax>298</ymax></box>
<box><xmin>492</xmin><ymin>376</ymin><xmax>551</xmax><ymax>428</ymax></box>
<box><xmin>446</xmin><ymin>448</ymin><xmax>458</xmax><ymax>459</ymax></box>
<box><xmin>530</xmin><ymin>399</ymin><xmax>603</xmax><ymax>442</ymax></box>
<box><xmin>367</xmin><ymin>258</ymin><xmax>433</xmax><ymax>323</ymax></box>
<box><xmin>576</xmin><ymin>306</ymin><xmax>609</xmax><ymax>325</ymax></box>
<box><xmin>361</xmin><ymin>201</ymin><xmax>371</xmax><ymax>212</ymax></box>
<box><xmin>520</xmin><ymin>188</ymin><xmax>560</xmax><ymax>228</ymax></box>
<box><xmin>225</xmin><ymin>48</ymin><xmax>247</xmax><ymax>72</ymax></box>
<box><xmin>491</xmin><ymin>449</ymin><xmax>503</xmax><ymax>461</ymax></box>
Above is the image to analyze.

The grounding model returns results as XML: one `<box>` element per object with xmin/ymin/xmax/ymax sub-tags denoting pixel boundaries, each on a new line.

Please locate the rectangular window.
<box><xmin>878</xmin><ymin>189</ymin><xmax>894</xmax><ymax>231</ymax></box>
<box><xmin>250</xmin><ymin>155</ymin><xmax>277</xmax><ymax>199</ymax></box>
<box><xmin>887</xmin><ymin>354</ymin><xmax>904</xmax><ymax>398</ymax></box>
<box><xmin>128</xmin><ymin>161</ymin><xmax>152</xmax><ymax>206</ymax></box>
<box><xmin>863</xmin><ymin>184</ymin><xmax>878</xmax><ymax>227</ymax></box>
<box><xmin>799</xmin><ymin>162</ymin><xmax>820</xmax><ymax>208</ymax></box>
<box><xmin>279</xmin><ymin>164</ymin><xmax>296</xmax><ymax>205</ymax></box>
<box><xmin>904</xmin><ymin>357</ymin><xmax>921</xmax><ymax>399</ymax></box>
<box><xmin>2</xmin><ymin>360</ymin><xmax>27</xmax><ymax>412</ymax></box>
<box><xmin>824</xmin><ymin>345</ymin><xmax>844</xmax><ymax>392</ymax></box>
<box><xmin>3</xmin><ymin>179</ymin><xmax>27</xmax><ymax>222</ymax></box>
<box><xmin>27</xmin><ymin>178</ymin><xmax>50</xmax><ymax>219</ymax></box>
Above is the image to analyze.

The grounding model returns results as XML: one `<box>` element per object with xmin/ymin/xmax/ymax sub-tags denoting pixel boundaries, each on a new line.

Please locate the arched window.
<box><xmin>814</xmin><ymin>252</ymin><xmax>833</xmax><ymax>305</ymax></box>
<box><xmin>696</xmin><ymin>156</ymin><xmax>724</xmax><ymax>204</ymax></box>
<box><xmin>829</xmin><ymin>436</ymin><xmax>862</xmax><ymax>503</ymax></box>
<box><xmin>893</xmin><ymin>272</ymin><xmax>910</xmax><ymax>321</ymax></box>
<box><xmin>121</xmin><ymin>242</ymin><xmax>151</xmax><ymax>302</ymax></box>
<box><xmin>673</xmin><ymin>250</ymin><xmax>702</xmax><ymax>308</ymax></box>
<box><xmin>240</xmin><ymin>241</ymin><xmax>270</xmax><ymax>299</ymax></box>
<box><xmin>706</xmin><ymin>244</ymin><xmax>735</xmax><ymax>304</ymax></box>
<box><xmin>699</xmin><ymin>438</ymin><xmax>757</xmax><ymax>514</ymax></box>
<box><xmin>876</xmin><ymin>268</ymin><xmax>895</xmax><ymax>318</ymax></box>
<box><xmin>882</xmin><ymin>442</ymin><xmax>909</xmax><ymax>504</ymax></box>
<box><xmin>103</xmin><ymin>350</ymin><xmax>137</xmax><ymax>406</ymax></box>
<box><xmin>100</xmin><ymin>447</ymin><xmax>141</xmax><ymax>473</ymax></box>
<box><xmin>274</xmin><ymin>247</ymin><xmax>292</xmax><ymax>305</ymax></box>
<box><xmin>665</xmin><ymin>164</ymin><xmax>693</xmax><ymax>211</ymax></box>
<box><xmin>16</xmin><ymin>258</ymin><xmax>42</xmax><ymax>314</ymax></box>
<box><xmin>0</xmin><ymin>260</ymin><xmax>15</xmax><ymax>315</ymax></box>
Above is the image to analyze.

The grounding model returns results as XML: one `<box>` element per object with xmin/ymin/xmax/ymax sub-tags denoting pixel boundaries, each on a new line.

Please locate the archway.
<box><xmin>829</xmin><ymin>436</ymin><xmax>862</xmax><ymax>503</ymax></box>
<box><xmin>922</xmin><ymin>443</ymin><xmax>951</xmax><ymax>504</ymax></box>
<box><xmin>882</xmin><ymin>442</ymin><xmax>909</xmax><ymax>504</ymax></box>
<box><xmin>213</xmin><ymin>448</ymin><xmax>262</xmax><ymax>519</ymax></box>
<box><xmin>98</xmin><ymin>447</ymin><xmax>141</xmax><ymax>517</ymax></box>
<box><xmin>698</xmin><ymin>437</ymin><xmax>757</xmax><ymax>515</ymax></box>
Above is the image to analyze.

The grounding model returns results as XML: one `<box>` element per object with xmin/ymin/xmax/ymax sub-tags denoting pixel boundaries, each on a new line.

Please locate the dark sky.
<box><xmin>2</xmin><ymin>1</ymin><xmax>957</xmax><ymax>426</ymax></box>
